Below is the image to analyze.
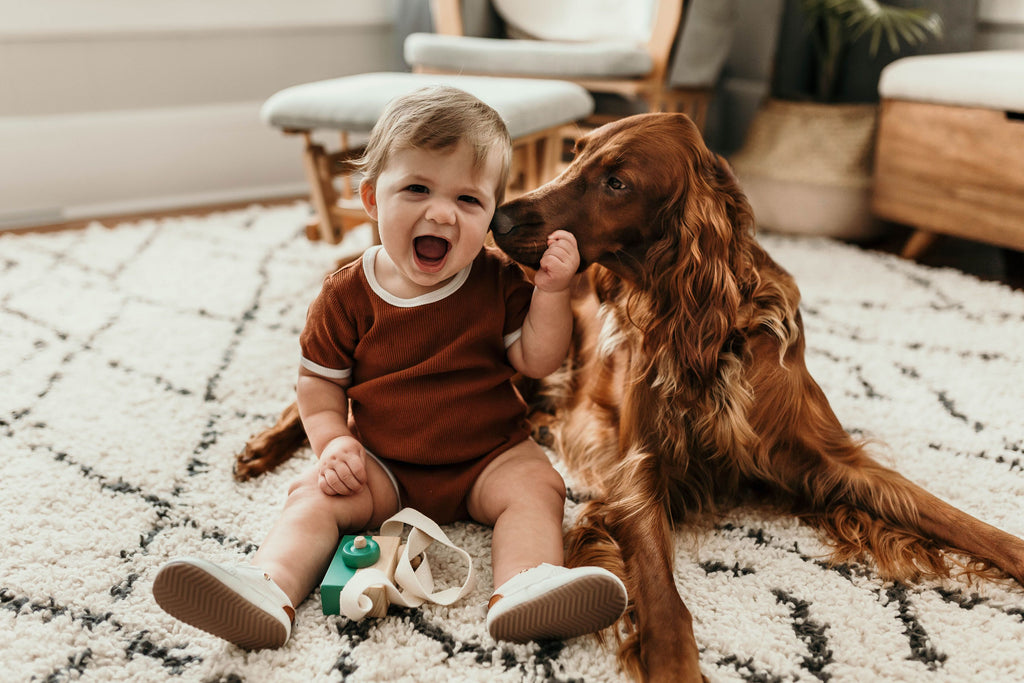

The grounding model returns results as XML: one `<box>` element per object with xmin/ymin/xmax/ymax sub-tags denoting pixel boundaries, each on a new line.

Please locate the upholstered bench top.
<box><xmin>404</xmin><ymin>33</ymin><xmax>653</xmax><ymax>80</ymax></box>
<box><xmin>879</xmin><ymin>50</ymin><xmax>1024</xmax><ymax>112</ymax></box>
<box><xmin>261</xmin><ymin>72</ymin><xmax>594</xmax><ymax>139</ymax></box>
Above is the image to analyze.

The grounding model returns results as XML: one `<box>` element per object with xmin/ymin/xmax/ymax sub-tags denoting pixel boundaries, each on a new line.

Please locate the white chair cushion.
<box><xmin>260</xmin><ymin>72</ymin><xmax>594</xmax><ymax>138</ymax></box>
<box><xmin>491</xmin><ymin>0</ymin><xmax>654</xmax><ymax>44</ymax></box>
<box><xmin>879</xmin><ymin>50</ymin><xmax>1024</xmax><ymax>111</ymax></box>
<box><xmin>404</xmin><ymin>33</ymin><xmax>653</xmax><ymax>79</ymax></box>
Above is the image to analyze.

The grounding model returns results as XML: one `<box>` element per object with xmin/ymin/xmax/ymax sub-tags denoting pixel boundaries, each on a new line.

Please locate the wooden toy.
<box><xmin>318</xmin><ymin>509</ymin><xmax>473</xmax><ymax>620</ymax></box>
<box><xmin>320</xmin><ymin>534</ymin><xmax>402</xmax><ymax>617</ymax></box>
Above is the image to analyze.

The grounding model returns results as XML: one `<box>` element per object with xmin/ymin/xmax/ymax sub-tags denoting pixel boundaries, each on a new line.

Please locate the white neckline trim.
<box><xmin>362</xmin><ymin>244</ymin><xmax>472</xmax><ymax>308</ymax></box>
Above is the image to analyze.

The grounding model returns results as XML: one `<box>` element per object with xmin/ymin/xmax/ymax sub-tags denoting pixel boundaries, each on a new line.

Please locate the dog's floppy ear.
<box><xmin>641</xmin><ymin>147</ymin><xmax>755</xmax><ymax>386</ymax></box>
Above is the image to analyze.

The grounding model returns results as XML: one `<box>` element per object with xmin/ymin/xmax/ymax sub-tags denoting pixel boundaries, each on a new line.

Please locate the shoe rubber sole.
<box><xmin>153</xmin><ymin>561</ymin><xmax>288</xmax><ymax>650</ymax></box>
<box><xmin>488</xmin><ymin>572</ymin><xmax>626</xmax><ymax>642</ymax></box>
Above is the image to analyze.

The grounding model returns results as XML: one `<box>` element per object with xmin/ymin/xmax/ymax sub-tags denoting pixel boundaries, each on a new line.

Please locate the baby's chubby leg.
<box><xmin>254</xmin><ymin>456</ymin><xmax>400</xmax><ymax>607</ymax></box>
<box><xmin>467</xmin><ymin>439</ymin><xmax>567</xmax><ymax>587</ymax></box>
<box><xmin>468</xmin><ymin>439</ymin><xmax>626</xmax><ymax>643</ymax></box>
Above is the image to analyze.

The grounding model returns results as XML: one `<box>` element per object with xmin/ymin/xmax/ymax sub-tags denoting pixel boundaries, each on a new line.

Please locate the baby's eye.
<box><xmin>459</xmin><ymin>195</ymin><xmax>481</xmax><ymax>205</ymax></box>
<box><xmin>406</xmin><ymin>184</ymin><xmax>428</xmax><ymax>194</ymax></box>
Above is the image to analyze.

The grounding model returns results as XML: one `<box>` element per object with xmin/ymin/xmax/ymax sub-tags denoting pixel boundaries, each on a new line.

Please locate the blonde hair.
<box><xmin>357</xmin><ymin>86</ymin><xmax>513</xmax><ymax>204</ymax></box>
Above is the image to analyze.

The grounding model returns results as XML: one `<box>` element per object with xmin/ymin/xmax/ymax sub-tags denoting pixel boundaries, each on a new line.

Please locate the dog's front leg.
<box><xmin>602</xmin><ymin>364</ymin><xmax>707</xmax><ymax>681</ymax></box>
<box><xmin>615</xmin><ymin>495</ymin><xmax>706</xmax><ymax>683</ymax></box>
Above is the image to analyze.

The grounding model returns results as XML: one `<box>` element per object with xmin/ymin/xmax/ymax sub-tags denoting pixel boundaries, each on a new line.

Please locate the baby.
<box><xmin>154</xmin><ymin>86</ymin><xmax>626</xmax><ymax>649</ymax></box>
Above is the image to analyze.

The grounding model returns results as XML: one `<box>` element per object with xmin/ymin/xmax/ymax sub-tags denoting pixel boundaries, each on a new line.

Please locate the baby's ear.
<box><xmin>359</xmin><ymin>180</ymin><xmax>378</xmax><ymax>220</ymax></box>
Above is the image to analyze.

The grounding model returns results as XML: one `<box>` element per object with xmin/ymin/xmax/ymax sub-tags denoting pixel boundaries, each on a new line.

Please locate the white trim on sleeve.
<box><xmin>503</xmin><ymin>327</ymin><xmax>523</xmax><ymax>349</ymax></box>
<box><xmin>300</xmin><ymin>357</ymin><xmax>351</xmax><ymax>381</ymax></box>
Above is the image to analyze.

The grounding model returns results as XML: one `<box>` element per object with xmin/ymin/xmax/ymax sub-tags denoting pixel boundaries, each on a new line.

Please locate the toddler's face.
<box><xmin>361</xmin><ymin>141</ymin><xmax>502</xmax><ymax>297</ymax></box>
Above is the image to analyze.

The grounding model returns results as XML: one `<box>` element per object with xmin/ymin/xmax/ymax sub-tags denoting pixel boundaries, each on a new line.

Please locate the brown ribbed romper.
<box><xmin>300</xmin><ymin>245</ymin><xmax>535</xmax><ymax>523</ymax></box>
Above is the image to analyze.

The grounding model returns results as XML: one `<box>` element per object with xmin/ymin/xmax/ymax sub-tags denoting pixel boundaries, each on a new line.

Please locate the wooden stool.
<box><xmin>872</xmin><ymin>51</ymin><xmax>1024</xmax><ymax>259</ymax></box>
<box><xmin>261</xmin><ymin>72</ymin><xmax>593</xmax><ymax>244</ymax></box>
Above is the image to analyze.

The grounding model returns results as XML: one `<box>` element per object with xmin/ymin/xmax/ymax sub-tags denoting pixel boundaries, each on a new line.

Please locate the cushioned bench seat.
<box><xmin>403</xmin><ymin>33</ymin><xmax>654</xmax><ymax>80</ymax></box>
<box><xmin>871</xmin><ymin>51</ymin><xmax>1024</xmax><ymax>258</ymax></box>
<box><xmin>262</xmin><ymin>72</ymin><xmax>594</xmax><ymax>243</ymax></box>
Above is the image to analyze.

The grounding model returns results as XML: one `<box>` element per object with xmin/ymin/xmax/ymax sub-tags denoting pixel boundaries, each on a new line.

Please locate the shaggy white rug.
<box><xmin>2</xmin><ymin>203</ymin><xmax>1023</xmax><ymax>683</ymax></box>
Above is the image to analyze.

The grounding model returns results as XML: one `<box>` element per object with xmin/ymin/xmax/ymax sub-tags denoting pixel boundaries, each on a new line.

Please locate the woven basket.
<box><xmin>729</xmin><ymin>99</ymin><xmax>883</xmax><ymax>240</ymax></box>
<box><xmin>730</xmin><ymin>99</ymin><xmax>878</xmax><ymax>188</ymax></box>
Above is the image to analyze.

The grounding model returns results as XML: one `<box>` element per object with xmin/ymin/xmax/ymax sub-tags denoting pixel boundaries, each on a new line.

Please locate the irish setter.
<box><xmin>488</xmin><ymin>113</ymin><xmax>1024</xmax><ymax>681</ymax></box>
<box><xmin>237</xmin><ymin>113</ymin><xmax>1024</xmax><ymax>682</ymax></box>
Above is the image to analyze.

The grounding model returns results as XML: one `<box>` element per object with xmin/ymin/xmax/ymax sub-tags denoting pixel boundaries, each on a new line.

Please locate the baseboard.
<box><xmin>0</xmin><ymin>101</ymin><xmax>324</xmax><ymax>230</ymax></box>
<box><xmin>2</xmin><ymin>194</ymin><xmax>313</xmax><ymax>235</ymax></box>
<box><xmin>0</xmin><ymin>188</ymin><xmax>314</xmax><ymax>233</ymax></box>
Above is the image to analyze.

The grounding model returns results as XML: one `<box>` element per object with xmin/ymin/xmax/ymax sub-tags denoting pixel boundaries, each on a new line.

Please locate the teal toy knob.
<box><xmin>341</xmin><ymin>535</ymin><xmax>380</xmax><ymax>568</ymax></box>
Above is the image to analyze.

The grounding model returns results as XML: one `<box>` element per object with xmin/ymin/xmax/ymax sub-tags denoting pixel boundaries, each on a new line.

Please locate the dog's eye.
<box><xmin>607</xmin><ymin>176</ymin><xmax>626</xmax><ymax>191</ymax></box>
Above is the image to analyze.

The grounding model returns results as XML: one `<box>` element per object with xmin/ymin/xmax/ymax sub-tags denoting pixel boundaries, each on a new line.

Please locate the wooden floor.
<box><xmin>6</xmin><ymin>200</ymin><xmax>1022</xmax><ymax>292</ymax></box>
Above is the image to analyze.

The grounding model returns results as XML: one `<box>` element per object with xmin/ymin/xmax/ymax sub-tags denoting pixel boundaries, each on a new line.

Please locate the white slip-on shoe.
<box><xmin>153</xmin><ymin>557</ymin><xmax>294</xmax><ymax>650</ymax></box>
<box><xmin>486</xmin><ymin>563</ymin><xmax>627</xmax><ymax>642</ymax></box>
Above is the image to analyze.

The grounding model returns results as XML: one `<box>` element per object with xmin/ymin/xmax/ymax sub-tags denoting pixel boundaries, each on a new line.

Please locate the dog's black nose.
<box><xmin>490</xmin><ymin>211</ymin><xmax>514</xmax><ymax>236</ymax></box>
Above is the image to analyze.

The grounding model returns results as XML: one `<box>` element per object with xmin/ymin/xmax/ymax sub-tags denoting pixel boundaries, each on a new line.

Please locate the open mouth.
<box><xmin>413</xmin><ymin>235</ymin><xmax>451</xmax><ymax>272</ymax></box>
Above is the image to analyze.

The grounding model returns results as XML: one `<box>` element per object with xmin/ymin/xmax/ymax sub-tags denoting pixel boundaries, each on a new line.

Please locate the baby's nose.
<box><xmin>426</xmin><ymin>199</ymin><xmax>456</xmax><ymax>224</ymax></box>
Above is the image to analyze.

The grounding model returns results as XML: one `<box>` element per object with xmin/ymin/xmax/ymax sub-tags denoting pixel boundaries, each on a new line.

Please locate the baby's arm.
<box><xmin>296</xmin><ymin>367</ymin><xmax>366</xmax><ymax>496</ymax></box>
<box><xmin>508</xmin><ymin>230</ymin><xmax>580</xmax><ymax>378</ymax></box>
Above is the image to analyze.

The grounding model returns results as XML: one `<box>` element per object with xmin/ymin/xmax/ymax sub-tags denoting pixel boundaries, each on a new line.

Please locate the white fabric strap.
<box><xmin>339</xmin><ymin>508</ymin><xmax>476</xmax><ymax>620</ymax></box>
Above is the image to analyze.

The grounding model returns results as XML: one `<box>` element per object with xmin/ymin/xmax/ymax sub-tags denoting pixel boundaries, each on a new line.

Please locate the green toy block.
<box><xmin>321</xmin><ymin>534</ymin><xmax>402</xmax><ymax>616</ymax></box>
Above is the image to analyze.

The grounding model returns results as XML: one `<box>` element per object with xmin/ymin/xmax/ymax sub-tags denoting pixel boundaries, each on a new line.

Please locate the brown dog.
<box><xmin>489</xmin><ymin>112</ymin><xmax>1024</xmax><ymax>682</ymax></box>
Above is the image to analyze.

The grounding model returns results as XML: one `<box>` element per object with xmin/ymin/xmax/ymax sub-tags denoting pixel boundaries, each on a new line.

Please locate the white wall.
<box><xmin>1</xmin><ymin>1</ymin><xmax>391</xmax><ymax>35</ymax></box>
<box><xmin>0</xmin><ymin>0</ymin><xmax>398</xmax><ymax>229</ymax></box>
<box><xmin>977</xmin><ymin>0</ymin><xmax>1024</xmax><ymax>47</ymax></box>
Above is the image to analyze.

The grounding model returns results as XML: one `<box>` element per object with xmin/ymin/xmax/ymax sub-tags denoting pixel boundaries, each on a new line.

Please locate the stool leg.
<box><xmin>298</xmin><ymin>131</ymin><xmax>342</xmax><ymax>243</ymax></box>
<box><xmin>339</xmin><ymin>132</ymin><xmax>354</xmax><ymax>201</ymax></box>
<box><xmin>541</xmin><ymin>132</ymin><xmax>562</xmax><ymax>184</ymax></box>
<box><xmin>507</xmin><ymin>145</ymin><xmax>528</xmax><ymax>197</ymax></box>
<box><xmin>523</xmin><ymin>139</ymin><xmax>539</xmax><ymax>190</ymax></box>
<box><xmin>902</xmin><ymin>229</ymin><xmax>938</xmax><ymax>260</ymax></box>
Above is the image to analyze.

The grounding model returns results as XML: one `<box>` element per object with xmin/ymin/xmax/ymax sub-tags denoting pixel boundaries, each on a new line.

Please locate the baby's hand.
<box><xmin>318</xmin><ymin>435</ymin><xmax>367</xmax><ymax>496</ymax></box>
<box><xmin>534</xmin><ymin>230</ymin><xmax>580</xmax><ymax>292</ymax></box>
